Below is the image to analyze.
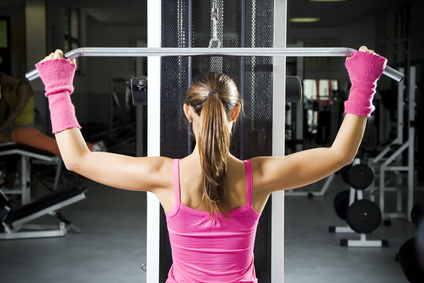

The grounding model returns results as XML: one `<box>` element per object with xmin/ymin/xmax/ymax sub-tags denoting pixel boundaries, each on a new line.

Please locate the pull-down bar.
<box><xmin>25</xmin><ymin>47</ymin><xmax>404</xmax><ymax>82</ymax></box>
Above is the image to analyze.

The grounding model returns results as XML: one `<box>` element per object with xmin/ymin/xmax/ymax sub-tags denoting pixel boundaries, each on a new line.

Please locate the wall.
<box><xmin>0</xmin><ymin>7</ymin><xmax>25</xmax><ymax>78</ymax></box>
<box><xmin>409</xmin><ymin>0</ymin><xmax>424</xmax><ymax>61</ymax></box>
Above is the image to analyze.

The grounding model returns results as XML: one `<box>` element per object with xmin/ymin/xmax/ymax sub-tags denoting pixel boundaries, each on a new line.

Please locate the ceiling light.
<box><xmin>290</xmin><ymin>18</ymin><xmax>320</xmax><ymax>23</ymax></box>
<box><xmin>310</xmin><ymin>0</ymin><xmax>346</xmax><ymax>2</ymax></box>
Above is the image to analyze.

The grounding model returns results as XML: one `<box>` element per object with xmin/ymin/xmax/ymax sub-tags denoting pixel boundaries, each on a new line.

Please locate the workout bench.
<box><xmin>0</xmin><ymin>143</ymin><xmax>63</xmax><ymax>205</ymax></box>
<box><xmin>0</xmin><ymin>185</ymin><xmax>87</xmax><ymax>240</ymax></box>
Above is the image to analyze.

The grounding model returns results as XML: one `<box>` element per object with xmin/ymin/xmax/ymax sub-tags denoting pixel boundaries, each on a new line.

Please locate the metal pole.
<box><xmin>26</xmin><ymin>47</ymin><xmax>404</xmax><ymax>82</ymax></box>
<box><xmin>272</xmin><ymin>0</ymin><xmax>286</xmax><ymax>281</ymax></box>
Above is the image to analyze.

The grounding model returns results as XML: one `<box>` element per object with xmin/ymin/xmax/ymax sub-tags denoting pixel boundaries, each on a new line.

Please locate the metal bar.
<box><xmin>25</xmin><ymin>47</ymin><xmax>404</xmax><ymax>82</ymax></box>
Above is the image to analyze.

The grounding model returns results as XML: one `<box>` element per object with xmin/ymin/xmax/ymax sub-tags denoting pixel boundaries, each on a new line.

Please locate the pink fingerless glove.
<box><xmin>35</xmin><ymin>58</ymin><xmax>81</xmax><ymax>134</ymax></box>
<box><xmin>344</xmin><ymin>51</ymin><xmax>387</xmax><ymax>117</ymax></box>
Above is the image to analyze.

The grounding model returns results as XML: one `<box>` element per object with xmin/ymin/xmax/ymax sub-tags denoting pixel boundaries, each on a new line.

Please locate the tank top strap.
<box><xmin>243</xmin><ymin>160</ymin><xmax>253</xmax><ymax>206</ymax></box>
<box><xmin>173</xmin><ymin>159</ymin><xmax>181</xmax><ymax>204</ymax></box>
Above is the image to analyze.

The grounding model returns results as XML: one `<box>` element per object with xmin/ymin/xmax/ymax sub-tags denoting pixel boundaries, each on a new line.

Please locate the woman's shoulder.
<box><xmin>16</xmin><ymin>79</ymin><xmax>34</xmax><ymax>96</ymax></box>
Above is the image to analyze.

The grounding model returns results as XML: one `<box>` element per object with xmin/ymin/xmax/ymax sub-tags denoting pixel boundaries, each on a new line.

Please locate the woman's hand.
<box><xmin>39</xmin><ymin>49</ymin><xmax>77</xmax><ymax>67</ymax></box>
<box><xmin>358</xmin><ymin>45</ymin><xmax>375</xmax><ymax>54</ymax></box>
<box><xmin>344</xmin><ymin>45</ymin><xmax>387</xmax><ymax>117</ymax></box>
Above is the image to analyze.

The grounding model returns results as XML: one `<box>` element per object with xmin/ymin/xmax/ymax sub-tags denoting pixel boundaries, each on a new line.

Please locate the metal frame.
<box><xmin>272</xmin><ymin>1</ymin><xmax>286</xmax><ymax>281</ymax></box>
<box><xmin>369</xmin><ymin>66</ymin><xmax>416</xmax><ymax>222</ymax></box>
<box><xmin>0</xmin><ymin>143</ymin><xmax>62</xmax><ymax>205</ymax></box>
<box><xmin>25</xmin><ymin>47</ymin><xmax>404</xmax><ymax>82</ymax></box>
<box><xmin>0</xmin><ymin>191</ymin><xmax>86</xmax><ymax>240</ymax></box>
<box><xmin>146</xmin><ymin>0</ymin><xmax>161</xmax><ymax>282</ymax></box>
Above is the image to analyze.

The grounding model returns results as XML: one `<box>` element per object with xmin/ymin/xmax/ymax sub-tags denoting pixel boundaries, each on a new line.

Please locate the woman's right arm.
<box><xmin>55</xmin><ymin>128</ymin><xmax>173</xmax><ymax>192</ymax></box>
<box><xmin>36</xmin><ymin>50</ymin><xmax>173</xmax><ymax>193</ymax></box>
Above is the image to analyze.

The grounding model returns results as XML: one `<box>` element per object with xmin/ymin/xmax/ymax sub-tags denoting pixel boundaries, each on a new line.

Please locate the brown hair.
<box><xmin>186</xmin><ymin>72</ymin><xmax>241</xmax><ymax>218</ymax></box>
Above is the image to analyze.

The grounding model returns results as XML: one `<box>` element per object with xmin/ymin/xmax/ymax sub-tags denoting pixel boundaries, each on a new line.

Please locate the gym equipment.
<box><xmin>0</xmin><ymin>143</ymin><xmax>63</xmax><ymax>205</ymax></box>
<box><xmin>128</xmin><ymin>76</ymin><xmax>303</xmax><ymax>106</ymax></box>
<box><xmin>417</xmin><ymin>219</ymin><xmax>424</xmax><ymax>268</ymax></box>
<box><xmin>345</xmin><ymin>199</ymin><xmax>382</xmax><ymax>234</ymax></box>
<box><xmin>25</xmin><ymin>47</ymin><xmax>404</xmax><ymax>82</ymax></box>
<box><xmin>0</xmin><ymin>185</ymin><xmax>87</xmax><ymax>239</ymax></box>
<box><xmin>333</xmin><ymin>189</ymin><xmax>350</xmax><ymax>220</ymax></box>
<box><xmin>397</xmin><ymin>203</ymin><xmax>424</xmax><ymax>282</ymax></box>
<box><xmin>411</xmin><ymin>202</ymin><xmax>424</xmax><ymax>228</ymax></box>
<box><xmin>330</xmin><ymin>159</ymin><xmax>387</xmax><ymax>247</ymax></box>
<box><xmin>329</xmin><ymin>165</ymin><xmax>373</xmax><ymax>221</ymax></box>
<box><xmin>344</xmin><ymin>164</ymin><xmax>374</xmax><ymax>190</ymax></box>
<box><xmin>398</xmin><ymin>237</ymin><xmax>424</xmax><ymax>283</ymax></box>
<box><xmin>127</xmin><ymin>76</ymin><xmax>147</xmax><ymax>106</ymax></box>
<box><xmin>369</xmin><ymin>66</ymin><xmax>416</xmax><ymax>222</ymax></box>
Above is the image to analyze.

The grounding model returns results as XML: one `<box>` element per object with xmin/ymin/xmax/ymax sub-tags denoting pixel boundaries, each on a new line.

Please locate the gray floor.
<box><xmin>0</xmin><ymin>171</ymin><xmax>421</xmax><ymax>283</ymax></box>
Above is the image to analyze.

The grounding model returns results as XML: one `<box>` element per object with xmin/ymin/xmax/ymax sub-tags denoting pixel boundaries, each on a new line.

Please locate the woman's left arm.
<box><xmin>251</xmin><ymin>113</ymin><xmax>366</xmax><ymax>192</ymax></box>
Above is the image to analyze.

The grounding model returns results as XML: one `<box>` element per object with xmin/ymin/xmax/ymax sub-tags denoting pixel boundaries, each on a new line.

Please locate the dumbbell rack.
<box><xmin>330</xmin><ymin>188</ymin><xmax>388</xmax><ymax>247</ymax></box>
<box><xmin>329</xmin><ymin>159</ymin><xmax>388</xmax><ymax>247</ymax></box>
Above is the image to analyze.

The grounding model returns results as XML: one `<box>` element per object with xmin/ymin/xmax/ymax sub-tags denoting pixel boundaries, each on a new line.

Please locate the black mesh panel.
<box><xmin>160</xmin><ymin>1</ymin><xmax>274</xmax><ymax>282</ymax></box>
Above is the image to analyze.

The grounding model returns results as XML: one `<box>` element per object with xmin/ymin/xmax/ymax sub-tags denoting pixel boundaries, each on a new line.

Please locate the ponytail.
<box><xmin>186</xmin><ymin>72</ymin><xmax>241</xmax><ymax>218</ymax></box>
<box><xmin>198</xmin><ymin>92</ymin><xmax>232</xmax><ymax>218</ymax></box>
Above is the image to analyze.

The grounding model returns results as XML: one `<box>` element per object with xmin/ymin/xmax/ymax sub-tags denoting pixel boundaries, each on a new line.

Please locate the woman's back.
<box><xmin>178</xmin><ymin>154</ymin><xmax>249</xmax><ymax>211</ymax></box>
<box><xmin>166</xmin><ymin>159</ymin><xmax>260</xmax><ymax>283</ymax></box>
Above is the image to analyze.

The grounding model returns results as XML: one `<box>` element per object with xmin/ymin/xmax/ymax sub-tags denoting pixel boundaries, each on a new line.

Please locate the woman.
<box><xmin>0</xmin><ymin>66</ymin><xmax>104</xmax><ymax>194</ymax></box>
<box><xmin>35</xmin><ymin>46</ymin><xmax>386</xmax><ymax>282</ymax></box>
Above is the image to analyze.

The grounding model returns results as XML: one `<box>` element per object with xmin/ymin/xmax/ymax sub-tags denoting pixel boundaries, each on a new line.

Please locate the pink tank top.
<box><xmin>165</xmin><ymin>159</ymin><xmax>260</xmax><ymax>283</ymax></box>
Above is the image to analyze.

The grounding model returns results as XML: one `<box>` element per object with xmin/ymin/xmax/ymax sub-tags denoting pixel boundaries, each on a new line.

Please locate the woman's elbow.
<box><xmin>62</xmin><ymin>159</ymin><xmax>80</xmax><ymax>173</ymax></box>
<box><xmin>61</xmin><ymin>153</ymin><xmax>87</xmax><ymax>173</ymax></box>
<box><xmin>338</xmin><ymin>150</ymin><xmax>358</xmax><ymax>168</ymax></box>
<box><xmin>330</xmin><ymin>147</ymin><xmax>358</xmax><ymax>169</ymax></box>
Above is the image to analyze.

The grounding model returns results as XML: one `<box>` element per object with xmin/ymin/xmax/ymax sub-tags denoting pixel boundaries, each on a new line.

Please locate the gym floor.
<box><xmin>0</xmin><ymin>171</ymin><xmax>421</xmax><ymax>283</ymax></box>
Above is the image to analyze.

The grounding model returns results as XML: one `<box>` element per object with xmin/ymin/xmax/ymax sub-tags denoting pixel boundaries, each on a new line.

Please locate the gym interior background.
<box><xmin>1</xmin><ymin>0</ymin><xmax>424</xmax><ymax>282</ymax></box>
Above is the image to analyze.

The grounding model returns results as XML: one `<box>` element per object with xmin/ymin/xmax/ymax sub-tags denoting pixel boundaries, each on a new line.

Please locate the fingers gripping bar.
<box><xmin>25</xmin><ymin>47</ymin><xmax>404</xmax><ymax>82</ymax></box>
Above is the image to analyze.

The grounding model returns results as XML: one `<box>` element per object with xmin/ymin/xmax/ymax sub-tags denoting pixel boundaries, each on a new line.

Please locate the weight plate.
<box><xmin>333</xmin><ymin>190</ymin><xmax>350</xmax><ymax>220</ymax></box>
<box><xmin>339</xmin><ymin>164</ymin><xmax>352</xmax><ymax>184</ymax></box>
<box><xmin>398</xmin><ymin>237</ymin><xmax>424</xmax><ymax>283</ymax></box>
<box><xmin>411</xmin><ymin>203</ymin><xmax>424</xmax><ymax>228</ymax></box>
<box><xmin>345</xmin><ymin>164</ymin><xmax>374</xmax><ymax>190</ymax></box>
<box><xmin>346</xmin><ymin>199</ymin><xmax>381</xmax><ymax>234</ymax></box>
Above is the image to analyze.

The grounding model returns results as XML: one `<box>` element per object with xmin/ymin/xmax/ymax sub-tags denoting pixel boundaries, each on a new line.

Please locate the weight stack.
<box><xmin>159</xmin><ymin>0</ymin><xmax>275</xmax><ymax>282</ymax></box>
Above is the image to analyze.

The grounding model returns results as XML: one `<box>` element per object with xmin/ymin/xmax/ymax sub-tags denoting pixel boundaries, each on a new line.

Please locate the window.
<box><xmin>63</xmin><ymin>8</ymin><xmax>80</xmax><ymax>52</ymax></box>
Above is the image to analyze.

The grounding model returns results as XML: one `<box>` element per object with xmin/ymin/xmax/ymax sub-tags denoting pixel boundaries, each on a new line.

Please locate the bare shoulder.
<box><xmin>140</xmin><ymin>156</ymin><xmax>174</xmax><ymax>186</ymax></box>
<box><xmin>247</xmin><ymin>157</ymin><xmax>277</xmax><ymax>213</ymax></box>
<box><xmin>248</xmin><ymin>156</ymin><xmax>290</xmax><ymax>192</ymax></box>
<box><xmin>17</xmin><ymin>80</ymin><xmax>34</xmax><ymax>96</ymax></box>
<box><xmin>148</xmin><ymin>157</ymin><xmax>178</xmax><ymax>211</ymax></box>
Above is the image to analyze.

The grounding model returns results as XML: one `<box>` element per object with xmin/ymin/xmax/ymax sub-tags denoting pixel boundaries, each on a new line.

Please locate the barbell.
<box><xmin>25</xmin><ymin>47</ymin><xmax>404</xmax><ymax>82</ymax></box>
